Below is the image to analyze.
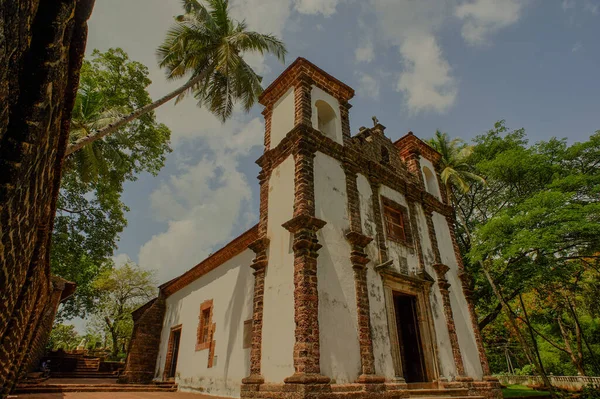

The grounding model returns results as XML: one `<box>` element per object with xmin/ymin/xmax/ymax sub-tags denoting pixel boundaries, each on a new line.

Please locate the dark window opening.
<box><xmin>381</xmin><ymin>146</ymin><xmax>390</xmax><ymax>165</ymax></box>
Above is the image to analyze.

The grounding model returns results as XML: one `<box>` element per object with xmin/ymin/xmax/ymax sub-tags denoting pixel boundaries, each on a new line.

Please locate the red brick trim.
<box><xmin>243</xmin><ymin>237</ymin><xmax>270</xmax><ymax>384</ymax></box>
<box><xmin>163</xmin><ymin>324</ymin><xmax>182</xmax><ymax>380</ymax></box>
<box><xmin>259</xmin><ymin>57</ymin><xmax>354</xmax><ymax>107</ymax></box>
<box><xmin>394</xmin><ymin>131</ymin><xmax>442</xmax><ymax>165</ymax></box>
<box><xmin>196</xmin><ymin>299</ymin><xmax>213</xmax><ymax>351</ymax></box>
<box><xmin>381</xmin><ymin>196</ymin><xmax>414</xmax><ymax>247</ymax></box>
<box><xmin>432</xmin><ymin>263</ymin><xmax>465</xmax><ymax>376</ymax></box>
<box><xmin>160</xmin><ymin>226</ymin><xmax>258</xmax><ymax>297</ymax></box>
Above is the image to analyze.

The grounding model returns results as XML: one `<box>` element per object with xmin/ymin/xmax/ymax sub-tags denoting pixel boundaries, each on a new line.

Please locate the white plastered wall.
<box><xmin>270</xmin><ymin>87</ymin><xmax>295</xmax><ymax>148</ymax></box>
<box><xmin>261</xmin><ymin>155</ymin><xmax>296</xmax><ymax>382</ymax></box>
<box><xmin>414</xmin><ymin>206</ymin><xmax>457</xmax><ymax>379</ymax></box>
<box><xmin>379</xmin><ymin>185</ymin><xmax>419</xmax><ymax>275</ymax></box>
<box><xmin>311</xmin><ymin>86</ymin><xmax>343</xmax><ymax>144</ymax></box>
<box><xmin>357</xmin><ymin>174</ymin><xmax>396</xmax><ymax>379</ymax></box>
<box><xmin>432</xmin><ymin>212</ymin><xmax>483</xmax><ymax>379</ymax></box>
<box><xmin>155</xmin><ymin>249</ymin><xmax>255</xmax><ymax>397</ymax></box>
<box><xmin>314</xmin><ymin>152</ymin><xmax>361</xmax><ymax>383</ymax></box>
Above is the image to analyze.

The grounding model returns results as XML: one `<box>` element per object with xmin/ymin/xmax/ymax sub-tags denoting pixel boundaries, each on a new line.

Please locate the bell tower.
<box><xmin>242</xmin><ymin>58</ymin><xmax>356</xmax><ymax>395</ymax></box>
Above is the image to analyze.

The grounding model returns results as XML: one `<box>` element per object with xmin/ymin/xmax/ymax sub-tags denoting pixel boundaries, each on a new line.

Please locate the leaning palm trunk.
<box><xmin>66</xmin><ymin>74</ymin><xmax>203</xmax><ymax>156</ymax></box>
<box><xmin>481</xmin><ymin>263</ymin><xmax>553</xmax><ymax>391</ymax></box>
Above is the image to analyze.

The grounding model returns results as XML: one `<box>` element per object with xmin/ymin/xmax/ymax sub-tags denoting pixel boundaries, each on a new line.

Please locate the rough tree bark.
<box><xmin>0</xmin><ymin>0</ymin><xmax>94</xmax><ymax>396</ymax></box>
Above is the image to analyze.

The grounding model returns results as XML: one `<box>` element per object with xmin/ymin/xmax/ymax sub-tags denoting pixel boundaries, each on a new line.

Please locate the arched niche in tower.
<box><xmin>311</xmin><ymin>86</ymin><xmax>342</xmax><ymax>144</ymax></box>
<box><xmin>422</xmin><ymin>165</ymin><xmax>441</xmax><ymax>200</ymax></box>
<box><xmin>315</xmin><ymin>100</ymin><xmax>337</xmax><ymax>140</ymax></box>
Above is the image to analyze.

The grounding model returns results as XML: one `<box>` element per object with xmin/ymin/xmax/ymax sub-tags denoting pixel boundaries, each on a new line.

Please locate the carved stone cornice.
<box><xmin>344</xmin><ymin>231</ymin><xmax>373</xmax><ymax>249</ymax></box>
<box><xmin>249</xmin><ymin>237</ymin><xmax>270</xmax><ymax>254</ymax></box>
<box><xmin>432</xmin><ymin>263</ymin><xmax>450</xmax><ymax>277</ymax></box>
<box><xmin>282</xmin><ymin>215</ymin><xmax>326</xmax><ymax>234</ymax></box>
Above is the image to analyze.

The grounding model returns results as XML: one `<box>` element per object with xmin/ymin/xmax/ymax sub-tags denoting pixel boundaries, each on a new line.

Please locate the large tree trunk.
<box><xmin>65</xmin><ymin>74</ymin><xmax>203</xmax><ymax>155</ymax></box>
<box><xmin>0</xmin><ymin>1</ymin><xmax>94</xmax><ymax>396</ymax></box>
<box><xmin>482</xmin><ymin>265</ymin><xmax>553</xmax><ymax>390</ymax></box>
<box><xmin>557</xmin><ymin>317</ymin><xmax>586</xmax><ymax>376</ymax></box>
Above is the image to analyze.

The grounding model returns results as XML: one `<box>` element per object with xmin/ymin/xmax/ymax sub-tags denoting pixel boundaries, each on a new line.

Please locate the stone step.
<box><xmin>408</xmin><ymin>388</ymin><xmax>469</xmax><ymax>397</ymax></box>
<box><xmin>411</xmin><ymin>397</ymin><xmax>485</xmax><ymax>399</ymax></box>
<box><xmin>15</xmin><ymin>385</ymin><xmax>177</xmax><ymax>394</ymax></box>
<box><xmin>50</xmin><ymin>372</ymin><xmax>117</xmax><ymax>378</ymax></box>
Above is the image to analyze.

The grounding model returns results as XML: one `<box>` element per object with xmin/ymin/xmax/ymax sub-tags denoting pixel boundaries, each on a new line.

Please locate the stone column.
<box><xmin>425</xmin><ymin>210</ymin><xmax>466</xmax><ymax>377</ymax></box>
<box><xmin>282</xmin><ymin>142</ymin><xmax>329</xmax><ymax>384</ymax></box>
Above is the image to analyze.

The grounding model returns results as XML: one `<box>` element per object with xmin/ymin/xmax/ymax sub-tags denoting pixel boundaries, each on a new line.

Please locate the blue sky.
<box><xmin>85</xmin><ymin>0</ymin><xmax>600</xmax><ymax>288</ymax></box>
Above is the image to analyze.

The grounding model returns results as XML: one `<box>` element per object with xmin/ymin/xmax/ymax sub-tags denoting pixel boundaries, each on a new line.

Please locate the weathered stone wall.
<box><xmin>119</xmin><ymin>296</ymin><xmax>166</xmax><ymax>384</ymax></box>
<box><xmin>0</xmin><ymin>1</ymin><xmax>93</xmax><ymax>396</ymax></box>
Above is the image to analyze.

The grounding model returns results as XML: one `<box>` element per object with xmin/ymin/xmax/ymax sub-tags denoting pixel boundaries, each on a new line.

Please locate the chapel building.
<box><xmin>121</xmin><ymin>58</ymin><xmax>501</xmax><ymax>399</ymax></box>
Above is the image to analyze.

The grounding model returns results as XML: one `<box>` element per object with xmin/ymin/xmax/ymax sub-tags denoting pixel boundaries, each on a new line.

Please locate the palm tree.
<box><xmin>427</xmin><ymin>130</ymin><xmax>485</xmax><ymax>204</ymax></box>
<box><xmin>68</xmin><ymin>85</ymin><xmax>127</xmax><ymax>182</ymax></box>
<box><xmin>66</xmin><ymin>0</ymin><xmax>286</xmax><ymax>156</ymax></box>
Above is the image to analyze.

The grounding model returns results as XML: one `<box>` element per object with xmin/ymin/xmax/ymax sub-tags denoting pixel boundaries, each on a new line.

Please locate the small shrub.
<box><xmin>579</xmin><ymin>385</ymin><xmax>600</xmax><ymax>399</ymax></box>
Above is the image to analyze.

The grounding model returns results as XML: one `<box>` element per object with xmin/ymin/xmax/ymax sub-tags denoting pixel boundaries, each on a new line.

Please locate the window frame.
<box><xmin>196</xmin><ymin>299</ymin><xmax>213</xmax><ymax>351</ymax></box>
<box><xmin>381</xmin><ymin>197</ymin><xmax>413</xmax><ymax>246</ymax></box>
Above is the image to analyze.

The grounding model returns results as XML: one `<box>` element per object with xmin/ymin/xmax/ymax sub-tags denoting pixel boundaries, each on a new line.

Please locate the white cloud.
<box><xmin>367</xmin><ymin>0</ymin><xmax>456</xmax><ymax>113</ymax></box>
<box><xmin>356</xmin><ymin>72</ymin><xmax>380</xmax><ymax>100</ymax></box>
<box><xmin>355</xmin><ymin>40</ymin><xmax>374</xmax><ymax>63</ymax></box>
<box><xmin>562</xmin><ymin>0</ymin><xmax>576</xmax><ymax>10</ymax></box>
<box><xmin>455</xmin><ymin>0</ymin><xmax>525</xmax><ymax>46</ymax></box>
<box><xmin>584</xmin><ymin>1</ymin><xmax>599</xmax><ymax>14</ymax></box>
<box><xmin>572</xmin><ymin>41</ymin><xmax>583</xmax><ymax>52</ymax></box>
<box><xmin>112</xmin><ymin>253</ymin><xmax>132</xmax><ymax>267</ymax></box>
<box><xmin>294</xmin><ymin>0</ymin><xmax>342</xmax><ymax>16</ymax></box>
<box><xmin>139</xmin><ymin>115</ymin><xmax>264</xmax><ymax>282</ymax></box>
<box><xmin>397</xmin><ymin>35</ymin><xmax>457</xmax><ymax>113</ymax></box>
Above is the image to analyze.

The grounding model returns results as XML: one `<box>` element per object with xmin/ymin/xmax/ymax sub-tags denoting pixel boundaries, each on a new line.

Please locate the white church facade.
<box><xmin>121</xmin><ymin>58</ymin><xmax>501</xmax><ymax>399</ymax></box>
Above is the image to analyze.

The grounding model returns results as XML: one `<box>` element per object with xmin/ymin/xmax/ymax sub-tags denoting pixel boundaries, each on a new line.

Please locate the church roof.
<box><xmin>259</xmin><ymin>57</ymin><xmax>355</xmax><ymax>106</ymax></box>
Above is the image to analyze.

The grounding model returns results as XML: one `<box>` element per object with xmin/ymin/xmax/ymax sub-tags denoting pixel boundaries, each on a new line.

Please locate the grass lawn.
<box><xmin>502</xmin><ymin>384</ymin><xmax>551</xmax><ymax>398</ymax></box>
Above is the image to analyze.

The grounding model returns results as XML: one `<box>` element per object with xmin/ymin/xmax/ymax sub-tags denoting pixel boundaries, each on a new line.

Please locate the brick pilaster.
<box><xmin>243</xmin><ymin>237</ymin><xmax>269</xmax><ymax>385</ymax></box>
<box><xmin>426</xmin><ymin>210</ymin><xmax>466</xmax><ymax>377</ymax></box>
<box><xmin>432</xmin><ymin>263</ymin><xmax>466</xmax><ymax>377</ymax></box>
<box><xmin>243</xmin><ymin>168</ymin><xmax>271</xmax><ymax>385</ymax></box>
<box><xmin>262</xmin><ymin>107</ymin><xmax>272</xmax><ymax>151</ymax></box>
<box><xmin>340</xmin><ymin>101</ymin><xmax>352</xmax><ymax>145</ymax></box>
<box><xmin>446</xmin><ymin>216</ymin><xmax>491</xmax><ymax>376</ymax></box>
<box><xmin>282</xmin><ymin>142</ymin><xmax>329</xmax><ymax>384</ymax></box>
<box><xmin>294</xmin><ymin>76</ymin><xmax>313</xmax><ymax>127</ymax></box>
<box><xmin>369</xmin><ymin>179</ymin><xmax>388</xmax><ymax>264</ymax></box>
<box><xmin>408</xmin><ymin>202</ymin><xmax>426</xmax><ymax>273</ymax></box>
<box><xmin>343</xmin><ymin>164</ymin><xmax>384</xmax><ymax>383</ymax></box>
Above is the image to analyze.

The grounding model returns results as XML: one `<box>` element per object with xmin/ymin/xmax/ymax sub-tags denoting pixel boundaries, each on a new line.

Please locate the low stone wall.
<box><xmin>497</xmin><ymin>375</ymin><xmax>600</xmax><ymax>391</ymax></box>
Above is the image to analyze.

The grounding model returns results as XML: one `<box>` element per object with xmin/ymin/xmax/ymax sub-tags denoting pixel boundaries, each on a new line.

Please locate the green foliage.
<box><xmin>47</xmin><ymin>324</ymin><xmax>81</xmax><ymax>351</ymax></box>
<box><xmin>52</xmin><ymin>48</ymin><xmax>171</xmax><ymax>320</ymax></box>
<box><xmin>448</xmin><ymin>121</ymin><xmax>600</xmax><ymax>376</ymax></box>
<box><xmin>427</xmin><ymin>130</ymin><xmax>485</xmax><ymax>201</ymax></box>
<box><xmin>580</xmin><ymin>385</ymin><xmax>600</xmax><ymax>399</ymax></box>
<box><xmin>157</xmin><ymin>0</ymin><xmax>286</xmax><ymax>121</ymax></box>
<box><xmin>87</xmin><ymin>262</ymin><xmax>157</xmax><ymax>359</ymax></box>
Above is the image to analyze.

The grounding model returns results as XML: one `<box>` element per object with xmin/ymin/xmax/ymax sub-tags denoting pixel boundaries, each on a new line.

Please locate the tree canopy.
<box><xmin>445</xmin><ymin>121</ymin><xmax>600</xmax><ymax>378</ymax></box>
<box><xmin>53</xmin><ymin>48</ymin><xmax>171</xmax><ymax>320</ymax></box>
